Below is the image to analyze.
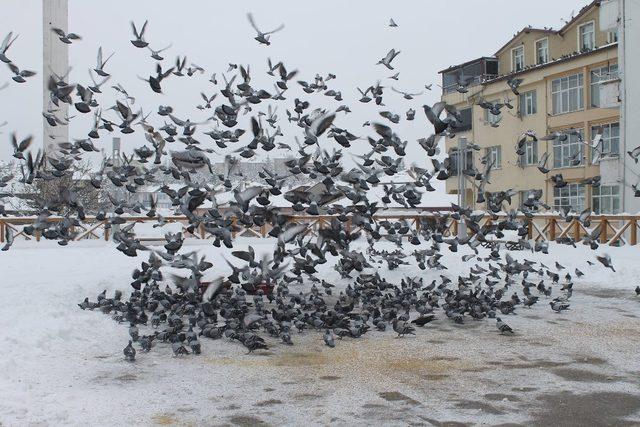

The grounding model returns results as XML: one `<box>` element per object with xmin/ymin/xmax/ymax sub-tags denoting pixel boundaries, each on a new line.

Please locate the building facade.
<box><xmin>613</xmin><ymin>0</ymin><xmax>640</xmax><ymax>214</ymax></box>
<box><xmin>439</xmin><ymin>1</ymin><xmax>629</xmax><ymax>214</ymax></box>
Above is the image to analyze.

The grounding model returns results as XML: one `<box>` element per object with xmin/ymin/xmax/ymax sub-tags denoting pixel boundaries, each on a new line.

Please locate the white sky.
<box><xmin>0</xmin><ymin>0</ymin><xmax>589</xmax><ymax>183</ymax></box>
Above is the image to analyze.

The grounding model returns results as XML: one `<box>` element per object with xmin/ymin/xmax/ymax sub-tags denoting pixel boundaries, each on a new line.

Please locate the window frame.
<box><xmin>521</xmin><ymin>140</ymin><xmax>538</xmax><ymax>166</ymax></box>
<box><xmin>591</xmin><ymin>122</ymin><xmax>620</xmax><ymax>162</ymax></box>
<box><xmin>607</xmin><ymin>29</ymin><xmax>619</xmax><ymax>44</ymax></box>
<box><xmin>519</xmin><ymin>90</ymin><xmax>537</xmax><ymax>116</ymax></box>
<box><xmin>485</xmin><ymin>145</ymin><xmax>502</xmax><ymax>169</ymax></box>
<box><xmin>511</xmin><ymin>45</ymin><xmax>525</xmax><ymax>72</ymax></box>
<box><xmin>592</xmin><ymin>185</ymin><xmax>620</xmax><ymax>214</ymax></box>
<box><xmin>457</xmin><ymin>107</ymin><xmax>473</xmax><ymax>132</ymax></box>
<box><xmin>553</xmin><ymin>128</ymin><xmax>584</xmax><ymax>169</ymax></box>
<box><xmin>551</xmin><ymin>73</ymin><xmax>584</xmax><ymax>115</ymax></box>
<box><xmin>449</xmin><ymin>149</ymin><xmax>474</xmax><ymax>176</ymax></box>
<box><xmin>554</xmin><ymin>183</ymin><xmax>585</xmax><ymax>213</ymax></box>
<box><xmin>535</xmin><ymin>37</ymin><xmax>549</xmax><ymax>65</ymax></box>
<box><xmin>590</xmin><ymin>63</ymin><xmax>619</xmax><ymax>108</ymax></box>
<box><xmin>484</xmin><ymin>103</ymin><xmax>502</xmax><ymax>126</ymax></box>
<box><xmin>578</xmin><ymin>21</ymin><xmax>596</xmax><ymax>51</ymax></box>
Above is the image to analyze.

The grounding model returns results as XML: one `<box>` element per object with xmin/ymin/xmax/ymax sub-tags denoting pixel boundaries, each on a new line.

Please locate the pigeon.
<box><xmin>0</xmin><ymin>32</ymin><xmax>18</xmax><ymax>63</ymax></box>
<box><xmin>94</xmin><ymin>47</ymin><xmax>115</xmax><ymax>77</ymax></box>
<box><xmin>7</xmin><ymin>63</ymin><xmax>36</xmax><ymax>83</ymax></box>
<box><xmin>247</xmin><ymin>13</ymin><xmax>284</xmax><ymax>46</ymax></box>
<box><xmin>507</xmin><ymin>77</ymin><xmax>523</xmax><ymax>95</ymax></box>
<box><xmin>123</xmin><ymin>341</ymin><xmax>136</xmax><ymax>362</ymax></box>
<box><xmin>51</xmin><ymin>27</ymin><xmax>81</xmax><ymax>44</ymax></box>
<box><xmin>392</xmin><ymin>318</ymin><xmax>415</xmax><ymax>337</ymax></box>
<box><xmin>550</xmin><ymin>300</ymin><xmax>570</xmax><ymax>313</ymax></box>
<box><xmin>148</xmin><ymin>44</ymin><xmax>172</xmax><ymax>61</ymax></box>
<box><xmin>496</xmin><ymin>317</ymin><xmax>514</xmax><ymax>334</ymax></box>
<box><xmin>324</xmin><ymin>329</ymin><xmax>335</xmax><ymax>347</ymax></box>
<box><xmin>628</xmin><ymin>146</ymin><xmax>640</xmax><ymax>164</ymax></box>
<box><xmin>377</xmin><ymin>49</ymin><xmax>400</xmax><ymax>70</ymax></box>
<box><xmin>596</xmin><ymin>253</ymin><xmax>615</xmax><ymax>272</ymax></box>
<box><xmin>130</xmin><ymin>20</ymin><xmax>149</xmax><ymax>48</ymax></box>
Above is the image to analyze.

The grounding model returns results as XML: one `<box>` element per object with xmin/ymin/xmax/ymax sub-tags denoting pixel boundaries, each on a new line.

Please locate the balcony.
<box><xmin>439</xmin><ymin>57</ymin><xmax>499</xmax><ymax>95</ymax></box>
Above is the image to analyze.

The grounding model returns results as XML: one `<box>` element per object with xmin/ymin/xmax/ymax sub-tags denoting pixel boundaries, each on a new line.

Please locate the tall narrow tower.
<box><xmin>42</xmin><ymin>0</ymin><xmax>69</xmax><ymax>155</ymax></box>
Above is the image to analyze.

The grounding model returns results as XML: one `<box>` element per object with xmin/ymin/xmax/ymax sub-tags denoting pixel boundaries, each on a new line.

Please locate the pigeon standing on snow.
<box><xmin>324</xmin><ymin>329</ymin><xmax>335</xmax><ymax>348</ymax></box>
<box><xmin>550</xmin><ymin>300</ymin><xmax>570</xmax><ymax>313</ymax></box>
<box><xmin>496</xmin><ymin>317</ymin><xmax>514</xmax><ymax>334</ymax></box>
<box><xmin>123</xmin><ymin>340</ymin><xmax>136</xmax><ymax>362</ymax></box>
<box><xmin>392</xmin><ymin>318</ymin><xmax>415</xmax><ymax>337</ymax></box>
<box><xmin>128</xmin><ymin>323</ymin><xmax>139</xmax><ymax>342</ymax></box>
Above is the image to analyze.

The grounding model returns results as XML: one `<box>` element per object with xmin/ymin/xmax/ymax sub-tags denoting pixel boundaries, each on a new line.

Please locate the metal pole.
<box><xmin>458</xmin><ymin>137</ymin><xmax>467</xmax><ymax>239</ymax></box>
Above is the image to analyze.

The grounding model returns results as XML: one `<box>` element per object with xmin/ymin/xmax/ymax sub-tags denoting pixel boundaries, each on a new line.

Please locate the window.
<box><xmin>484</xmin><ymin>106</ymin><xmax>502</xmax><ymax>126</ymax></box>
<box><xmin>520</xmin><ymin>140</ymin><xmax>538</xmax><ymax>166</ymax></box>
<box><xmin>512</xmin><ymin>46</ymin><xmax>524</xmax><ymax>72</ymax></box>
<box><xmin>519</xmin><ymin>90</ymin><xmax>537</xmax><ymax>116</ymax></box>
<box><xmin>552</xmin><ymin>73</ymin><xmax>584</xmax><ymax>114</ymax></box>
<box><xmin>579</xmin><ymin>21</ymin><xmax>595</xmax><ymax>50</ymax></box>
<box><xmin>607</xmin><ymin>29</ymin><xmax>618</xmax><ymax>44</ymax></box>
<box><xmin>592</xmin><ymin>185</ymin><xmax>620</xmax><ymax>214</ymax></box>
<box><xmin>553</xmin><ymin>129</ymin><xmax>584</xmax><ymax>168</ymax></box>
<box><xmin>485</xmin><ymin>146</ymin><xmax>502</xmax><ymax>169</ymax></box>
<box><xmin>536</xmin><ymin>38</ymin><xmax>549</xmax><ymax>64</ymax></box>
<box><xmin>456</xmin><ymin>107</ymin><xmax>472</xmax><ymax>132</ymax></box>
<box><xmin>520</xmin><ymin>189</ymin><xmax>542</xmax><ymax>208</ymax></box>
<box><xmin>590</xmin><ymin>64</ymin><xmax>619</xmax><ymax>107</ymax></box>
<box><xmin>449</xmin><ymin>149</ymin><xmax>473</xmax><ymax>176</ymax></box>
<box><xmin>591</xmin><ymin>122</ymin><xmax>620</xmax><ymax>162</ymax></box>
<box><xmin>554</xmin><ymin>184</ymin><xmax>585</xmax><ymax>212</ymax></box>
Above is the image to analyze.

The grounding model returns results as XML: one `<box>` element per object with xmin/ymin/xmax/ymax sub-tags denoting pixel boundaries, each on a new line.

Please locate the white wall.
<box><xmin>620</xmin><ymin>0</ymin><xmax>640</xmax><ymax>213</ymax></box>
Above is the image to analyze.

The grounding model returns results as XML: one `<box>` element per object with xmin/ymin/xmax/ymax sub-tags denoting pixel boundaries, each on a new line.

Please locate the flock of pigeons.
<box><xmin>0</xmin><ymin>14</ymin><xmax>637</xmax><ymax>360</ymax></box>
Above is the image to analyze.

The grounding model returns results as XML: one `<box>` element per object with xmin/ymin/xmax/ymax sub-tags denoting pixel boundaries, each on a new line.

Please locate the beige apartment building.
<box><xmin>439</xmin><ymin>0</ymin><xmax>622</xmax><ymax>214</ymax></box>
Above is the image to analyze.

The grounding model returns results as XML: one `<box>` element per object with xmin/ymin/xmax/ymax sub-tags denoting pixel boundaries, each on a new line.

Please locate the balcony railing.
<box><xmin>442</xmin><ymin>74</ymin><xmax>498</xmax><ymax>95</ymax></box>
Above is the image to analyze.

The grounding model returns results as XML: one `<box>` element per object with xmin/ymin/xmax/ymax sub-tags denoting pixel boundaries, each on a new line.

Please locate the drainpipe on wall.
<box><xmin>619</xmin><ymin>0</ymin><xmax>627</xmax><ymax>212</ymax></box>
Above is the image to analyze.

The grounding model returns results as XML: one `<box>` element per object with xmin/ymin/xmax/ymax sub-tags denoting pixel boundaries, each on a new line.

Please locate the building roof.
<box><xmin>483</xmin><ymin>42</ymin><xmax>616</xmax><ymax>85</ymax></box>
<box><xmin>557</xmin><ymin>0</ymin><xmax>602</xmax><ymax>35</ymax></box>
<box><xmin>438</xmin><ymin>57</ymin><xmax>496</xmax><ymax>74</ymax></box>
<box><xmin>494</xmin><ymin>27</ymin><xmax>556</xmax><ymax>56</ymax></box>
<box><xmin>494</xmin><ymin>1</ymin><xmax>602</xmax><ymax>55</ymax></box>
<box><xmin>441</xmin><ymin>1</ymin><xmax>603</xmax><ymax>76</ymax></box>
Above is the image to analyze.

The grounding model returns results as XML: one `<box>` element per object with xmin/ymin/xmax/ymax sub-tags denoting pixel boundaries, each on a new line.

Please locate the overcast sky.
<box><xmin>0</xmin><ymin>0</ymin><xmax>589</xmax><ymax>184</ymax></box>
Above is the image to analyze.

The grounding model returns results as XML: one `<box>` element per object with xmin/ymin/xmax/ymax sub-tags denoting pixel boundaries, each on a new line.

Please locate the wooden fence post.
<box><xmin>573</xmin><ymin>220</ymin><xmax>580</xmax><ymax>241</ymax></box>
<box><xmin>600</xmin><ymin>218</ymin><xmax>608</xmax><ymax>243</ymax></box>
<box><xmin>231</xmin><ymin>217</ymin><xmax>237</xmax><ymax>238</ymax></box>
<box><xmin>548</xmin><ymin>218</ymin><xmax>556</xmax><ymax>241</ymax></box>
<box><xmin>630</xmin><ymin>219</ymin><xmax>638</xmax><ymax>246</ymax></box>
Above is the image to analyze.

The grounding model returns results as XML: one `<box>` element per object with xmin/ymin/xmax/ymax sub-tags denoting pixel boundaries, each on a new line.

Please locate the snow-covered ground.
<box><xmin>2</xmin><ymin>238</ymin><xmax>640</xmax><ymax>426</ymax></box>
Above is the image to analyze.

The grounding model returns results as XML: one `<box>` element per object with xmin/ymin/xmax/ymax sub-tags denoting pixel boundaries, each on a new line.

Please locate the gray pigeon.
<box><xmin>123</xmin><ymin>340</ymin><xmax>136</xmax><ymax>362</ymax></box>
